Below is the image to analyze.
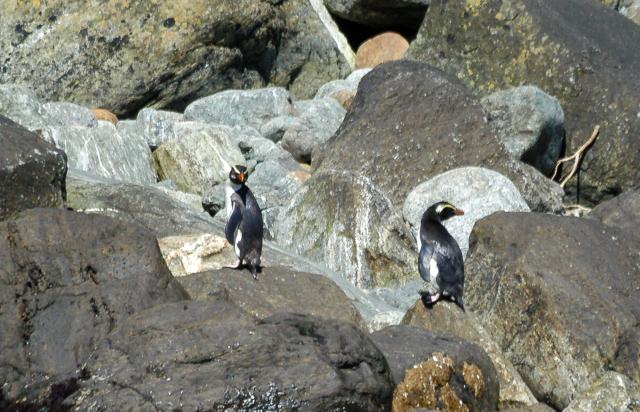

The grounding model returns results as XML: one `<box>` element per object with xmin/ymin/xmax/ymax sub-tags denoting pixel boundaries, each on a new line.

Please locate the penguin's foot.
<box><xmin>419</xmin><ymin>291</ymin><xmax>441</xmax><ymax>308</ymax></box>
<box><xmin>224</xmin><ymin>259</ymin><xmax>244</xmax><ymax>270</ymax></box>
<box><xmin>250</xmin><ymin>265</ymin><xmax>260</xmax><ymax>281</ymax></box>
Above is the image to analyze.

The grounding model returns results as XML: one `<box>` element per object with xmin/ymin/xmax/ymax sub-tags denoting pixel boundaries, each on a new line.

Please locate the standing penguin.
<box><xmin>418</xmin><ymin>201</ymin><xmax>466</xmax><ymax>311</ymax></box>
<box><xmin>213</xmin><ymin>147</ymin><xmax>263</xmax><ymax>279</ymax></box>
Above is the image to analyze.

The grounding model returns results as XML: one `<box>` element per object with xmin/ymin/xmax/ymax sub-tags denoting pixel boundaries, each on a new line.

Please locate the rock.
<box><xmin>314</xmin><ymin>68</ymin><xmax>371</xmax><ymax>99</ymax></box>
<box><xmin>153</xmin><ymin>128</ymin><xmax>244</xmax><ymax>195</ymax></box>
<box><xmin>0</xmin><ymin>1</ymin><xmax>283</xmax><ymax>115</ymax></box>
<box><xmin>151</xmin><ymin>181</ymin><xmax>205</xmax><ymax>212</ymax></box>
<box><xmin>66</xmin><ymin>302</ymin><xmax>393</xmax><ymax>410</ymax></box>
<box><xmin>407</xmin><ymin>0</ymin><xmax>640</xmax><ymax>203</ymax></box>
<box><xmin>465</xmin><ymin>212</ymin><xmax>640</xmax><ymax>409</ymax></box>
<box><xmin>133</xmin><ymin>108</ymin><xmax>184</xmax><ymax>149</ymax></box>
<box><xmin>184</xmin><ymin>87</ymin><xmax>294</xmax><ymax>131</ymax></box>
<box><xmin>0</xmin><ymin>84</ymin><xmax>50</xmax><ymax>130</ymax></box>
<box><xmin>355</xmin><ymin>32</ymin><xmax>409</xmax><ymax>69</ymax></box>
<box><xmin>0</xmin><ymin>208</ymin><xmax>188</xmax><ymax>407</ymax></box>
<box><xmin>41</xmin><ymin>121</ymin><xmax>156</xmax><ymax>185</ymax></box>
<box><xmin>271</xmin><ymin>0</ymin><xmax>354</xmax><ymax>98</ymax></box>
<box><xmin>158</xmin><ymin>233</ymin><xmax>234</xmax><ymax>277</ymax></box>
<box><xmin>403</xmin><ymin>167</ymin><xmax>530</xmax><ymax>259</ymax></box>
<box><xmin>313</xmin><ymin>60</ymin><xmax>563</xmax><ymax>212</ymax></box>
<box><xmin>502</xmin><ymin>404</ymin><xmax>555</xmax><ymax>412</ymax></box>
<box><xmin>90</xmin><ymin>108</ymin><xmax>118</xmax><ymax>125</ymax></box>
<box><xmin>328</xmin><ymin>88</ymin><xmax>356</xmax><ymax>110</ymax></box>
<box><xmin>44</xmin><ymin>102</ymin><xmax>98</xmax><ymax>128</ymax></box>
<box><xmin>402</xmin><ymin>300</ymin><xmax>537</xmax><ymax>408</ymax></box>
<box><xmin>564</xmin><ymin>371</ymin><xmax>640</xmax><ymax>412</ymax></box>
<box><xmin>481</xmin><ymin>86</ymin><xmax>566</xmax><ymax>177</ymax></box>
<box><xmin>369</xmin><ymin>325</ymin><xmax>499</xmax><ymax>412</ymax></box>
<box><xmin>0</xmin><ymin>115</ymin><xmax>67</xmax><ymax>221</ymax></box>
<box><xmin>281</xmin><ymin>97</ymin><xmax>346</xmax><ymax>163</ymax></box>
<box><xmin>624</xmin><ymin>2</ymin><xmax>640</xmax><ymax>24</ymax></box>
<box><xmin>66</xmin><ymin>169</ymin><xmax>220</xmax><ymax>237</ymax></box>
<box><xmin>588</xmin><ymin>188</ymin><xmax>640</xmax><ymax>237</ymax></box>
<box><xmin>260</xmin><ymin>115</ymin><xmax>303</xmax><ymax>142</ymax></box>
<box><xmin>274</xmin><ymin>169</ymin><xmax>418</xmax><ymax>288</ymax></box>
<box><xmin>178</xmin><ymin>265</ymin><xmax>365</xmax><ymax>327</ymax></box>
<box><xmin>235</xmin><ymin>128</ymin><xmax>295</xmax><ymax>166</ymax></box>
<box><xmin>324</xmin><ymin>0</ymin><xmax>429</xmax><ymax>29</ymax></box>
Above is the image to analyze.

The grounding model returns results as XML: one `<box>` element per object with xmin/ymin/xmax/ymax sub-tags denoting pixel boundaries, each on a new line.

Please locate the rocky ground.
<box><xmin>2</xmin><ymin>1</ymin><xmax>640</xmax><ymax>411</ymax></box>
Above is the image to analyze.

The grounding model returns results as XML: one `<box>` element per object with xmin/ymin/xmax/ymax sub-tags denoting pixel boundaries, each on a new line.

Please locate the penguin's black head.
<box><xmin>425</xmin><ymin>201</ymin><xmax>465</xmax><ymax>222</ymax></box>
<box><xmin>229</xmin><ymin>165</ymin><xmax>247</xmax><ymax>185</ymax></box>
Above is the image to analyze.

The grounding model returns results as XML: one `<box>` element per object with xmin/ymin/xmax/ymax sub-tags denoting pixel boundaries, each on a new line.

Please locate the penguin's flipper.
<box><xmin>224</xmin><ymin>194</ymin><xmax>244</xmax><ymax>244</ymax></box>
<box><xmin>418</xmin><ymin>243</ymin><xmax>435</xmax><ymax>284</ymax></box>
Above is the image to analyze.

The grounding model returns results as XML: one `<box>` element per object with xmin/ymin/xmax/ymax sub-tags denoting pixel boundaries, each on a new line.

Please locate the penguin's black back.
<box><xmin>236</xmin><ymin>185</ymin><xmax>263</xmax><ymax>263</ymax></box>
<box><xmin>420</xmin><ymin>220</ymin><xmax>464</xmax><ymax>296</ymax></box>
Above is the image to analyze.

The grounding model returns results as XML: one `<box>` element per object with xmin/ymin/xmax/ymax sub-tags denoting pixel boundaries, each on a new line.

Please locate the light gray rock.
<box><xmin>403</xmin><ymin>167</ymin><xmax>530</xmax><ymax>258</ymax></box>
<box><xmin>281</xmin><ymin>97</ymin><xmax>346</xmax><ymax>162</ymax></box>
<box><xmin>0</xmin><ymin>84</ymin><xmax>49</xmax><ymax>130</ymax></box>
<box><xmin>183</xmin><ymin>87</ymin><xmax>294</xmax><ymax>130</ymax></box>
<box><xmin>274</xmin><ymin>169</ymin><xmax>418</xmax><ymax>289</ymax></box>
<box><xmin>42</xmin><ymin>102</ymin><xmax>97</xmax><ymax>128</ymax></box>
<box><xmin>314</xmin><ymin>68</ymin><xmax>372</xmax><ymax>99</ymax></box>
<box><xmin>260</xmin><ymin>115</ymin><xmax>303</xmax><ymax>142</ymax></box>
<box><xmin>41</xmin><ymin>120</ymin><xmax>156</xmax><ymax>185</ymax></box>
<box><xmin>134</xmin><ymin>108</ymin><xmax>184</xmax><ymax>149</ymax></box>
<box><xmin>481</xmin><ymin>85</ymin><xmax>566</xmax><ymax>177</ymax></box>
<box><xmin>564</xmin><ymin>372</ymin><xmax>640</xmax><ymax>412</ymax></box>
<box><xmin>152</xmin><ymin>128</ymin><xmax>244</xmax><ymax>195</ymax></box>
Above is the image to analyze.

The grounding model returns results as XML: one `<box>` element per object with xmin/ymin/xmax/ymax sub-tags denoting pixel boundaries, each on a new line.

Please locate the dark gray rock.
<box><xmin>313</xmin><ymin>60</ymin><xmax>563</xmax><ymax>212</ymax></box>
<box><xmin>0</xmin><ymin>115</ymin><xmax>67</xmax><ymax>221</ymax></box>
<box><xmin>588</xmin><ymin>188</ymin><xmax>640</xmax><ymax>237</ymax></box>
<box><xmin>370</xmin><ymin>325</ymin><xmax>499</xmax><ymax>412</ymax></box>
<box><xmin>178</xmin><ymin>265</ymin><xmax>365</xmax><ymax>328</ymax></box>
<box><xmin>274</xmin><ymin>169</ymin><xmax>418</xmax><ymax>289</ymax></box>
<box><xmin>481</xmin><ymin>85</ymin><xmax>566</xmax><ymax>177</ymax></box>
<box><xmin>66</xmin><ymin>169</ymin><xmax>220</xmax><ymax>237</ymax></box>
<box><xmin>407</xmin><ymin>0</ymin><xmax>640</xmax><ymax>203</ymax></box>
<box><xmin>0</xmin><ymin>208</ymin><xmax>188</xmax><ymax>407</ymax></box>
<box><xmin>324</xmin><ymin>0</ymin><xmax>429</xmax><ymax>28</ymax></box>
<box><xmin>465</xmin><ymin>212</ymin><xmax>640</xmax><ymax>409</ymax></box>
<box><xmin>65</xmin><ymin>302</ymin><xmax>393</xmax><ymax>411</ymax></box>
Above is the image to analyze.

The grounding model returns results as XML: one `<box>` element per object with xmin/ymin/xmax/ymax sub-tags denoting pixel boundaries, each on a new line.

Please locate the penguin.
<box><xmin>417</xmin><ymin>201</ymin><xmax>466</xmax><ymax>311</ymax></box>
<box><xmin>213</xmin><ymin>147</ymin><xmax>263</xmax><ymax>280</ymax></box>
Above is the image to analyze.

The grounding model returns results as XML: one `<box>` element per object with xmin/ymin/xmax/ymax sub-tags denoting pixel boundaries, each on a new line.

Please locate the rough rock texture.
<box><xmin>370</xmin><ymin>325</ymin><xmax>499</xmax><ymax>412</ymax></box>
<box><xmin>0</xmin><ymin>115</ymin><xmax>67</xmax><ymax>221</ymax></box>
<box><xmin>403</xmin><ymin>167</ymin><xmax>530</xmax><ymax>259</ymax></box>
<box><xmin>324</xmin><ymin>0</ymin><xmax>429</xmax><ymax>28</ymax></box>
<box><xmin>158</xmin><ymin>233</ymin><xmax>234</xmax><ymax>277</ymax></box>
<box><xmin>131</xmin><ymin>108</ymin><xmax>184</xmax><ymax>149</ymax></box>
<box><xmin>355</xmin><ymin>32</ymin><xmax>409</xmax><ymax>69</ymax></box>
<box><xmin>184</xmin><ymin>87</ymin><xmax>294</xmax><ymax>130</ymax></box>
<box><xmin>271</xmin><ymin>0</ymin><xmax>353</xmax><ymax>99</ymax></box>
<box><xmin>481</xmin><ymin>85</ymin><xmax>566</xmax><ymax>177</ymax></box>
<box><xmin>42</xmin><ymin>120</ymin><xmax>156</xmax><ymax>184</ymax></box>
<box><xmin>313</xmin><ymin>60</ymin><xmax>563</xmax><ymax>212</ymax></box>
<box><xmin>0</xmin><ymin>209</ymin><xmax>188</xmax><ymax>407</ymax></box>
<box><xmin>66</xmin><ymin>169</ymin><xmax>220</xmax><ymax>237</ymax></box>
<box><xmin>588</xmin><ymin>188</ymin><xmax>640</xmax><ymax>237</ymax></box>
<box><xmin>564</xmin><ymin>371</ymin><xmax>640</xmax><ymax>412</ymax></box>
<box><xmin>90</xmin><ymin>108</ymin><xmax>118</xmax><ymax>124</ymax></box>
<box><xmin>403</xmin><ymin>301</ymin><xmax>537</xmax><ymax>408</ymax></box>
<box><xmin>274</xmin><ymin>169</ymin><xmax>418</xmax><ymax>289</ymax></box>
<box><xmin>315</xmin><ymin>68</ymin><xmax>371</xmax><ymax>99</ymax></box>
<box><xmin>178</xmin><ymin>266</ymin><xmax>365</xmax><ymax>327</ymax></box>
<box><xmin>153</xmin><ymin>128</ymin><xmax>245</xmax><ymax>195</ymax></box>
<box><xmin>465</xmin><ymin>212</ymin><xmax>640</xmax><ymax>409</ymax></box>
<box><xmin>44</xmin><ymin>102</ymin><xmax>98</xmax><ymax>128</ymax></box>
<box><xmin>281</xmin><ymin>97</ymin><xmax>346</xmax><ymax>163</ymax></box>
<box><xmin>66</xmin><ymin>302</ymin><xmax>393</xmax><ymax>410</ymax></box>
<box><xmin>407</xmin><ymin>0</ymin><xmax>640</xmax><ymax>203</ymax></box>
<box><xmin>502</xmin><ymin>404</ymin><xmax>555</xmax><ymax>412</ymax></box>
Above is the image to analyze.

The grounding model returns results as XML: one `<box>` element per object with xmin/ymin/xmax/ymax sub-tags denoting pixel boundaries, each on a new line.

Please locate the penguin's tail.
<box><xmin>453</xmin><ymin>295</ymin><xmax>465</xmax><ymax>312</ymax></box>
<box><xmin>247</xmin><ymin>254</ymin><xmax>261</xmax><ymax>281</ymax></box>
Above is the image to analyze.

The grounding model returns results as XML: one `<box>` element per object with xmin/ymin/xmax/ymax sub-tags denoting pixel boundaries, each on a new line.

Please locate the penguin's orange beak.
<box><xmin>238</xmin><ymin>172</ymin><xmax>246</xmax><ymax>183</ymax></box>
<box><xmin>453</xmin><ymin>208</ymin><xmax>464</xmax><ymax>216</ymax></box>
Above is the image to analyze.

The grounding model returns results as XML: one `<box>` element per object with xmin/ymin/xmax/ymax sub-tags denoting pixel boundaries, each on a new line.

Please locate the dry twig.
<box><xmin>551</xmin><ymin>125</ymin><xmax>600</xmax><ymax>188</ymax></box>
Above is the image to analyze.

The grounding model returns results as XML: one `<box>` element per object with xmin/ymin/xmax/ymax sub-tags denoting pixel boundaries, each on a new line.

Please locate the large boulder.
<box><xmin>402</xmin><ymin>301</ymin><xmax>537</xmax><ymax>408</ymax></box>
<box><xmin>274</xmin><ymin>169</ymin><xmax>418</xmax><ymax>289</ymax></box>
<box><xmin>324</xmin><ymin>0</ymin><xmax>429</xmax><ymax>29</ymax></box>
<box><xmin>403</xmin><ymin>167</ymin><xmax>530</xmax><ymax>259</ymax></box>
<box><xmin>0</xmin><ymin>208</ymin><xmax>188</xmax><ymax>407</ymax></box>
<box><xmin>0</xmin><ymin>115</ymin><xmax>67</xmax><ymax>221</ymax></box>
<box><xmin>66</xmin><ymin>169</ymin><xmax>220</xmax><ymax>237</ymax></box>
<box><xmin>313</xmin><ymin>60</ymin><xmax>563</xmax><ymax>212</ymax></box>
<box><xmin>480</xmin><ymin>85</ymin><xmax>566</xmax><ymax>177</ymax></box>
<box><xmin>465</xmin><ymin>212</ymin><xmax>640</xmax><ymax>409</ymax></box>
<box><xmin>407</xmin><ymin>0</ymin><xmax>640</xmax><ymax>203</ymax></box>
<box><xmin>152</xmin><ymin>128</ymin><xmax>245</xmax><ymax>195</ymax></box>
<box><xmin>65</xmin><ymin>302</ymin><xmax>393</xmax><ymax>410</ymax></box>
<box><xmin>588</xmin><ymin>188</ymin><xmax>640</xmax><ymax>237</ymax></box>
<box><xmin>178</xmin><ymin>266</ymin><xmax>365</xmax><ymax>328</ymax></box>
<box><xmin>564</xmin><ymin>371</ymin><xmax>640</xmax><ymax>412</ymax></box>
<box><xmin>370</xmin><ymin>325</ymin><xmax>499</xmax><ymax>412</ymax></box>
<box><xmin>355</xmin><ymin>32</ymin><xmax>409</xmax><ymax>69</ymax></box>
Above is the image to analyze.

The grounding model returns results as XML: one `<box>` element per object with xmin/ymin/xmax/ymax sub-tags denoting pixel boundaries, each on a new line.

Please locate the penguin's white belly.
<box><xmin>234</xmin><ymin>230</ymin><xmax>242</xmax><ymax>257</ymax></box>
<box><xmin>429</xmin><ymin>257</ymin><xmax>439</xmax><ymax>284</ymax></box>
